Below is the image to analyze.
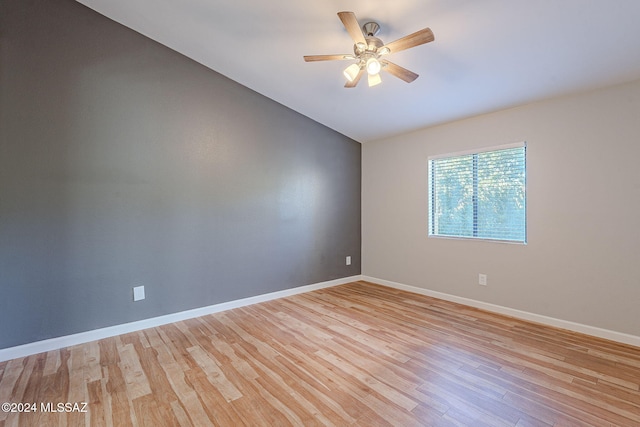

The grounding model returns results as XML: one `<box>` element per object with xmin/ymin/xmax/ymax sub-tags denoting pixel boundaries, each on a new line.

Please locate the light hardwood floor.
<box><xmin>1</xmin><ymin>281</ymin><xmax>639</xmax><ymax>426</ymax></box>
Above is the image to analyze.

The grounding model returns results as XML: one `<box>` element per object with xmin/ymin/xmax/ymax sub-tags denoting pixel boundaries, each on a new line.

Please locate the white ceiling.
<box><xmin>76</xmin><ymin>0</ymin><xmax>640</xmax><ymax>143</ymax></box>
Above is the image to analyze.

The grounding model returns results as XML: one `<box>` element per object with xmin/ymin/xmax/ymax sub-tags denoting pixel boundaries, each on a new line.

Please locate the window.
<box><xmin>428</xmin><ymin>142</ymin><xmax>526</xmax><ymax>243</ymax></box>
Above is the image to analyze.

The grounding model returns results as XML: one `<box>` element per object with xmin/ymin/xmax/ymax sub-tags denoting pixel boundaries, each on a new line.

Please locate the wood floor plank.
<box><xmin>0</xmin><ymin>359</ymin><xmax>26</xmax><ymax>422</ymax></box>
<box><xmin>97</xmin><ymin>339</ymin><xmax>119</xmax><ymax>367</ymax></box>
<box><xmin>131</xmin><ymin>394</ymin><xmax>174</xmax><ymax>427</ymax></box>
<box><xmin>42</xmin><ymin>350</ymin><xmax>61</xmax><ymax>377</ymax></box>
<box><xmin>104</xmin><ymin>363</ymin><xmax>134</xmax><ymax>427</ymax></box>
<box><xmin>2</xmin><ymin>281</ymin><xmax>640</xmax><ymax>426</ymax></box>
<box><xmin>142</xmin><ymin>328</ymin><xmax>211</xmax><ymax>426</ymax></box>
<box><xmin>84</xmin><ymin>342</ymin><xmax>102</xmax><ymax>384</ymax></box>
<box><xmin>87</xmin><ymin>379</ymin><xmax>107</xmax><ymax>427</ymax></box>
<box><xmin>116</xmin><ymin>344</ymin><xmax>151</xmax><ymax>400</ymax></box>
<box><xmin>168</xmin><ymin>400</ymin><xmax>193</xmax><ymax>427</ymax></box>
<box><xmin>183</xmin><ymin>368</ymin><xmax>244</xmax><ymax>426</ymax></box>
<box><xmin>186</xmin><ymin>346</ymin><xmax>242</xmax><ymax>403</ymax></box>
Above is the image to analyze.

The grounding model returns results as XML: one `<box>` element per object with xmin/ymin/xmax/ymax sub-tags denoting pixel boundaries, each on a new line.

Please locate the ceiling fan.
<box><xmin>304</xmin><ymin>11</ymin><xmax>435</xmax><ymax>88</ymax></box>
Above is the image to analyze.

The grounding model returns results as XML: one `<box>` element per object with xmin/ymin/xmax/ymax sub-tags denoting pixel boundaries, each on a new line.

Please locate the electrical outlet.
<box><xmin>346</xmin><ymin>256</ymin><xmax>352</xmax><ymax>266</ymax></box>
<box><xmin>478</xmin><ymin>274</ymin><xmax>487</xmax><ymax>286</ymax></box>
<box><xmin>133</xmin><ymin>285</ymin><xmax>145</xmax><ymax>301</ymax></box>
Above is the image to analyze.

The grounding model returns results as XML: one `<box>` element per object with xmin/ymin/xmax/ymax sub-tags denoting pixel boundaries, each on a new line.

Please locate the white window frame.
<box><xmin>428</xmin><ymin>142</ymin><xmax>527</xmax><ymax>244</ymax></box>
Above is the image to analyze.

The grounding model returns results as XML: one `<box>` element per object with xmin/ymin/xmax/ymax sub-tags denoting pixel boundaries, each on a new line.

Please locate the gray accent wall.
<box><xmin>0</xmin><ymin>0</ymin><xmax>361</xmax><ymax>349</ymax></box>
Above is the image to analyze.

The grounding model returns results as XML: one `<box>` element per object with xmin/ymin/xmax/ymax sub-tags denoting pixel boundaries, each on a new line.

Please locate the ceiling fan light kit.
<box><xmin>304</xmin><ymin>11</ymin><xmax>434</xmax><ymax>88</ymax></box>
<box><xmin>344</xmin><ymin>63</ymin><xmax>361</xmax><ymax>82</ymax></box>
<box><xmin>366</xmin><ymin>57</ymin><xmax>381</xmax><ymax>75</ymax></box>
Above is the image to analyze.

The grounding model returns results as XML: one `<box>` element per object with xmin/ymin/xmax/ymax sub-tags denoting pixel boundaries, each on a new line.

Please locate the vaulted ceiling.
<box><xmin>76</xmin><ymin>0</ymin><xmax>640</xmax><ymax>143</ymax></box>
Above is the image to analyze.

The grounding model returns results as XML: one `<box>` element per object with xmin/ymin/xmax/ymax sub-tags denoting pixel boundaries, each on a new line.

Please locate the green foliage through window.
<box><xmin>428</xmin><ymin>144</ymin><xmax>526</xmax><ymax>243</ymax></box>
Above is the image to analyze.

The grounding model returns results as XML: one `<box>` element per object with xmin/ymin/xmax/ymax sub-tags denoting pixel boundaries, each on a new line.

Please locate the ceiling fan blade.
<box><xmin>381</xmin><ymin>60</ymin><xmax>419</xmax><ymax>83</ymax></box>
<box><xmin>337</xmin><ymin>11</ymin><xmax>367</xmax><ymax>46</ymax></box>
<box><xmin>344</xmin><ymin>68</ymin><xmax>364</xmax><ymax>88</ymax></box>
<box><xmin>304</xmin><ymin>54</ymin><xmax>355</xmax><ymax>62</ymax></box>
<box><xmin>380</xmin><ymin>27</ymin><xmax>434</xmax><ymax>55</ymax></box>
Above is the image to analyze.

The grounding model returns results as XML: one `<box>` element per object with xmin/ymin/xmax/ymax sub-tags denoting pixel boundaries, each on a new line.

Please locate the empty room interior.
<box><xmin>2</xmin><ymin>0</ymin><xmax>640</xmax><ymax>426</ymax></box>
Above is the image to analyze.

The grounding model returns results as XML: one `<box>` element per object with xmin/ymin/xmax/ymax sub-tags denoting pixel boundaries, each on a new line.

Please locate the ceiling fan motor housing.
<box><xmin>353</xmin><ymin>35</ymin><xmax>383</xmax><ymax>59</ymax></box>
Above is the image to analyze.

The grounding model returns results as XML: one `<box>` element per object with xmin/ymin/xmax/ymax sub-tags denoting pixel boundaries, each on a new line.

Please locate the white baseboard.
<box><xmin>361</xmin><ymin>276</ymin><xmax>640</xmax><ymax>348</ymax></box>
<box><xmin>6</xmin><ymin>274</ymin><xmax>636</xmax><ymax>362</ymax></box>
<box><xmin>0</xmin><ymin>275</ymin><xmax>363</xmax><ymax>362</ymax></box>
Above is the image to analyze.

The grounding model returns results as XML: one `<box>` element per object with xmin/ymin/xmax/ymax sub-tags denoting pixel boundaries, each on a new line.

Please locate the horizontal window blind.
<box><xmin>428</xmin><ymin>143</ymin><xmax>526</xmax><ymax>243</ymax></box>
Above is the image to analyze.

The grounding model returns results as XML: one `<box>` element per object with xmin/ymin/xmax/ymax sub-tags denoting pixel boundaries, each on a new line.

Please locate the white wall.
<box><xmin>362</xmin><ymin>79</ymin><xmax>640</xmax><ymax>337</ymax></box>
